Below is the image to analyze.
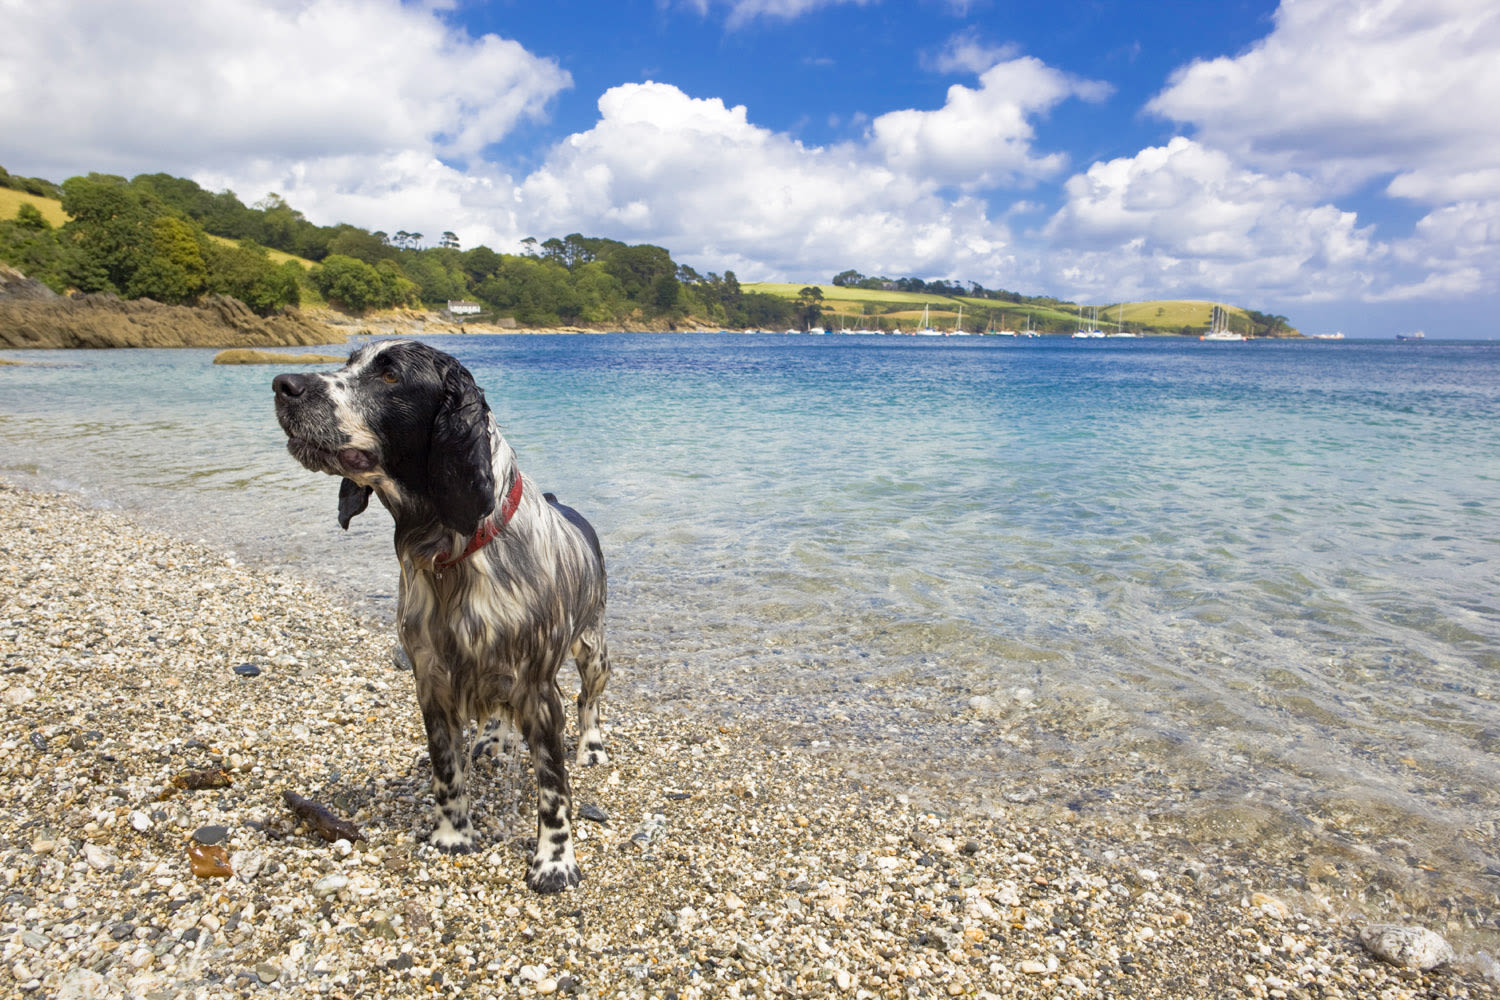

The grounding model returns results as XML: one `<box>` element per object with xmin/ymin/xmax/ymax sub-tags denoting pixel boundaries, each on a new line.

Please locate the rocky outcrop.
<box><xmin>212</xmin><ymin>349</ymin><xmax>345</xmax><ymax>365</ymax></box>
<box><xmin>0</xmin><ymin>265</ymin><xmax>343</xmax><ymax>349</ymax></box>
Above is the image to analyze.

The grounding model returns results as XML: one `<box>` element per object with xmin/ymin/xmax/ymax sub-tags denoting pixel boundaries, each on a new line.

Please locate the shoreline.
<box><xmin>0</xmin><ymin>481</ymin><xmax>1492</xmax><ymax>997</ymax></box>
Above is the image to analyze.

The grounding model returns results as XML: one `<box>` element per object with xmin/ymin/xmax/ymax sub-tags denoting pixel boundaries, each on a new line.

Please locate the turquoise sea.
<box><xmin>3</xmin><ymin>334</ymin><xmax>1498</xmax><ymax>952</ymax></box>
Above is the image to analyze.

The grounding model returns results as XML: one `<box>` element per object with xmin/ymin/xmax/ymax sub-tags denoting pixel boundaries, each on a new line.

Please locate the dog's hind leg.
<box><xmin>518</xmin><ymin>684</ymin><xmax>581</xmax><ymax>892</ymax></box>
<box><xmin>571</xmin><ymin>629</ymin><xmax>611</xmax><ymax>767</ymax></box>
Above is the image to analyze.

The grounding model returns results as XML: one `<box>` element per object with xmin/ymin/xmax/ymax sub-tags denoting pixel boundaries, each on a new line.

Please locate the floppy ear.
<box><xmin>337</xmin><ymin>478</ymin><xmax>372</xmax><ymax>530</ymax></box>
<box><xmin>427</xmin><ymin>358</ymin><xmax>496</xmax><ymax>534</ymax></box>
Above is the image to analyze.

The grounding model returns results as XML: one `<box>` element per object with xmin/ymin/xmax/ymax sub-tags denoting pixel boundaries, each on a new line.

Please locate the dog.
<box><xmin>271</xmin><ymin>339</ymin><xmax>610</xmax><ymax>892</ymax></box>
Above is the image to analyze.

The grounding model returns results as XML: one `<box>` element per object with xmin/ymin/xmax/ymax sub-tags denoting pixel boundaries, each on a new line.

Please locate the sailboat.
<box><xmin>914</xmin><ymin>304</ymin><xmax>941</xmax><ymax>336</ymax></box>
<box><xmin>1107</xmin><ymin>303</ymin><xmax>1137</xmax><ymax>337</ymax></box>
<box><xmin>952</xmin><ymin>304</ymin><xmax>971</xmax><ymax>336</ymax></box>
<box><xmin>1072</xmin><ymin>304</ymin><xmax>1104</xmax><ymax>338</ymax></box>
<box><xmin>1200</xmin><ymin>304</ymin><xmax>1245</xmax><ymax>341</ymax></box>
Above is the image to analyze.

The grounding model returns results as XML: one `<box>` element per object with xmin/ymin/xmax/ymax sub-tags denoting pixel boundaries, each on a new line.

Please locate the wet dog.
<box><xmin>272</xmin><ymin>340</ymin><xmax>609</xmax><ymax>892</ymax></box>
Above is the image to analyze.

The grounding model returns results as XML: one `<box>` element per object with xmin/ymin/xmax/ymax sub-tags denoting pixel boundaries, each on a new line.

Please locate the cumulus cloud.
<box><xmin>1147</xmin><ymin>0</ymin><xmax>1500</xmax><ymax>201</ymax></box>
<box><xmin>514</xmin><ymin>81</ymin><xmax>1019</xmax><ymax>283</ymax></box>
<box><xmin>1044</xmin><ymin>137</ymin><xmax>1385</xmax><ymax>302</ymax></box>
<box><xmin>0</xmin><ymin>0</ymin><xmax>568</xmax><ymax>235</ymax></box>
<box><xmin>870</xmin><ymin>57</ymin><xmax>1110</xmax><ymax>190</ymax></box>
<box><xmin>1134</xmin><ymin>0</ymin><xmax>1500</xmax><ymax>309</ymax></box>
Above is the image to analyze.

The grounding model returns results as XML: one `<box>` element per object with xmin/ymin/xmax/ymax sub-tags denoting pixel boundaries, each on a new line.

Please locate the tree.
<box><xmin>125</xmin><ymin>216</ymin><xmax>209</xmax><ymax>303</ymax></box>
<box><xmin>203</xmin><ymin>239</ymin><xmax>301</xmax><ymax>313</ymax></box>
<box><xmin>0</xmin><ymin>203</ymin><xmax>68</xmax><ymax>292</ymax></box>
<box><xmin>462</xmin><ymin>245</ymin><xmax>502</xmax><ymax>282</ymax></box>
<box><xmin>60</xmin><ymin>173</ymin><xmax>156</xmax><ymax>293</ymax></box>
<box><xmin>312</xmin><ymin>254</ymin><xmax>385</xmax><ymax>311</ymax></box>
<box><xmin>439</xmin><ymin>231</ymin><xmax>460</xmax><ymax>250</ymax></box>
<box><xmin>794</xmin><ymin>286</ymin><xmax>824</xmax><ymax>330</ymax></box>
<box><xmin>832</xmin><ymin>269</ymin><xmax>865</xmax><ymax>287</ymax></box>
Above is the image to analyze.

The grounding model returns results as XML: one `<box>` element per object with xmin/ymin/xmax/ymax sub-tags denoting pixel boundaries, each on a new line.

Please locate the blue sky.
<box><xmin>3</xmin><ymin>0</ymin><xmax>1498</xmax><ymax>337</ymax></box>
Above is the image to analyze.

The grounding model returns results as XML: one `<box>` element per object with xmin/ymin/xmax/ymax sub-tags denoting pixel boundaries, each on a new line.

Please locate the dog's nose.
<box><xmin>273</xmin><ymin>373</ymin><xmax>307</xmax><ymax>398</ymax></box>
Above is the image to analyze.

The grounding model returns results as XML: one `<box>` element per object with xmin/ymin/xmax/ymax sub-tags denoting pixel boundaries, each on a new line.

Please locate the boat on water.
<box><xmin>1200</xmin><ymin>303</ymin><xmax>1245</xmax><ymax>341</ymax></box>
<box><xmin>1311</xmin><ymin>332</ymin><xmax>1345</xmax><ymax>340</ymax></box>
<box><xmin>1396</xmin><ymin>330</ymin><xmax>1426</xmax><ymax>341</ymax></box>
<box><xmin>914</xmin><ymin>304</ymin><xmax>942</xmax><ymax>337</ymax></box>
<box><xmin>1107</xmin><ymin>303</ymin><xmax>1137</xmax><ymax>337</ymax></box>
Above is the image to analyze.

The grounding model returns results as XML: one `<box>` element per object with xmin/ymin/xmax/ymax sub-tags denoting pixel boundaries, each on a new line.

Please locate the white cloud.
<box><xmin>514</xmin><ymin>81</ymin><xmax>1020</xmax><ymax>283</ymax></box>
<box><xmin>870</xmin><ymin>57</ymin><xmax>1110</xmax><ymax>190</ymax></box>
<box><xmin>0</xmin><ymin>0</ymin><xmax>568</xmax><ymax>194</ymax></box>
<box><xmin>675</xmin><ymin>0</ymin><xmax>875</xmax><ymax>29</ymax></box>
<box><xmin>925</xmin><ymin>31</ymin><xmax>1021</xmax><ymax>75</ymax></box>
<box><xmin>1147</xmin><ymin>0</ymin><xmax>1500</xmax><ymax>202</ymax></box>
<box><xmin>1043</xmin><ymin>137</ymin><xmax>1385</xmax><ymax>302</ymax></box>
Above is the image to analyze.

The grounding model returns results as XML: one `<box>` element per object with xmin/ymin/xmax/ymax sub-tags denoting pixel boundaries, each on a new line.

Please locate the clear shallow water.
<box><xmin>3</xmin><ymin>334</ymin><xmax>1499</xmax><ymax>941</ymax></box>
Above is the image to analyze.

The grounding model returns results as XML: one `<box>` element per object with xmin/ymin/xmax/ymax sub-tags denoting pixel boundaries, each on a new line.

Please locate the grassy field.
<box><xmin>0</xmin><ymin>188</ymin><xmax>68</xmax><ymax>227</ymax></box>
<box><xmin>743</xmin><ymin>282</ymin><xmax>1266</xmax><ymax>334</ymax></box>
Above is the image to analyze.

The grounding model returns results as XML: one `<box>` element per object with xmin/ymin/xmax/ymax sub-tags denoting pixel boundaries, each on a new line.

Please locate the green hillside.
<box><xmin>743</xmin><ymin>282</ymin><xmax>1292</xmax><ymax>337</ymax></box>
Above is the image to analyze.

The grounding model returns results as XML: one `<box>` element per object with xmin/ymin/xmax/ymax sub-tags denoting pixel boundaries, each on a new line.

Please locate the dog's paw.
<box><xmin>428</xmin><ymin>824</ymin><xmax>477</xmax><ymax>854</ymax></box>
<box><xmin>527</xmin><ymin>857</ymin><xmax>581</xmax><ymax>893</ymax></box>
<box><xmin>575</xmin><ymin>744</ymin><xmax>610</xmax><ymax>767</ymax></box>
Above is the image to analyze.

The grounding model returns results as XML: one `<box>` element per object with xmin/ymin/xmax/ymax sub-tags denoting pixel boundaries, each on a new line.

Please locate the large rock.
<box><xmin>1358</xmin><ymin>923</ymin><xmax>1456</xmax><ymax>971</ymax></box>
<box><xmin>0</xmin><ymin>267</ymin><xmax>343</xmax><ymax>349</ymax></box>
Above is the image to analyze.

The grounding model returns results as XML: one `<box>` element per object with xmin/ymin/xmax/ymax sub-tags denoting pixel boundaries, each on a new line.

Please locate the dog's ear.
<box><xmin>337</xmin><ymin>478</ymin><xmax>372</xmax><ymax>530</ymax></box>
<box><xmin>427</xmin><ymin>357</ymin><xmax>496</xmax><ymax>534</ymax></box>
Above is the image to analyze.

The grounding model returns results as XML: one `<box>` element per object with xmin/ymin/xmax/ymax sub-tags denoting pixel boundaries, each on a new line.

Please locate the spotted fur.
<box><xmin>272</xmin><ymin>340</ymin><xmax>610</xmax><ymax>892</ymax></box>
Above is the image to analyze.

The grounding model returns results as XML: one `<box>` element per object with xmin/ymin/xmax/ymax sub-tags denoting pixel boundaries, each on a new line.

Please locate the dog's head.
<box><xmin>272</xmin><ymin>340</ymin><xmax>495</xmax><ymax>534</ymax></box>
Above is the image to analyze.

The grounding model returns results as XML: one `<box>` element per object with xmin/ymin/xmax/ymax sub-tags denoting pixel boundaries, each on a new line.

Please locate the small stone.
<box><xmin>233</xmin><ymin>663</ymin><xmax>261</xmax><ymax>678</ymax></box>
<box><xmin>187</xmin><ymin>843</ymin><xmax>233</xmax><ymax>878</ymax></box>
<box><xmin>129</xmin><ymin>811</ymin><xmax>151</xmax><ymax>832</ymax></box>
<box><xmin>31</xmin><ymin>839</ymin><xmax>56</xmax><ymax>855</ymax></box>
<box><xmin>835</xmin><ymin>969</ymin><xmax>853</xmax><ymax>990</ymax></box>
<box><xmin>1250</xmin><ymin>892</ymin><xmax>1290</xmax><ymax>920</ymax></box>
<box><xmin>21</xmin><ymin>930</ymin><xmax>49</xmax><ymax>950</ymax></box>
<box><xmin>1359</xmin><ymin>923</ymin><xmax>1455</xmax><ymax>971</ymax></box>
<box><xmin>536</xmin><ymin>978</ymin><xmax>558</xmax><ymax>995</ymax></box>
<box><xmin>314</xmin><ymin>873</ymin><xmax>350</xmax><ymax>896</ymax></box>
<box><xmin>191</xmin><ymin>825</ymin><xmax>229</xmax><ymax>846</ymax></box>
<box><xmin>83</xmin><ymin>843</ymin><xmax>114</xmax><ymax>871</ymax></box>
<box><xmin>255</xmin><ymin>963</ymin><xmax>280</xmax><ymax>984</ymax></box>
<box><xmin>1019</xmin><ymin>959</ymin><xmax>1049</xmax><ymax>975</ymax></box>
<box><xmin>578</xmin><ymin>802</ymin><xmax>609</xmax><ymax>824</ymax></box>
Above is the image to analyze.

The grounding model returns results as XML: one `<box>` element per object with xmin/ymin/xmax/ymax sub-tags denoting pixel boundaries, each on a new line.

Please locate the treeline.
<box><xmin>831</xmin><ymin>267</ymin><xmax>1057</xmax><ymax>307</ymax></box>
<box><xmin>0</xmin><ymin>167</ymin><xmax>801</xmax><ymax>328</ymax></box>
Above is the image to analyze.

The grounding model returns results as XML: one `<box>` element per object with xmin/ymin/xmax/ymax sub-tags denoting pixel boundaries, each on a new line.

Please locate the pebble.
<box><xmin>314</xmin><ymin>873</ymin><xmax>350</xmax><ymax>896</ymax></box>
<box><xmin>233</xmin><ymin>662</ymin><xmax>262</xmax><ymax>677</ymax></box>
<box><xmin>191</xmin><ymin>824</ymin><xmax>230</xmax><ymax>845</ymax></box>
<box><xmin>1359</xmin><ymin>923</ymin><xmax>1456</xmax><ymax>971</ymax></box>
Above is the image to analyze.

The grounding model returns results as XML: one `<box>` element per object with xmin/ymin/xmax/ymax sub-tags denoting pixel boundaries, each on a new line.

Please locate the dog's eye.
<box><xmin>382</xmin><ymin>371</ymin><xmax>398</xmax><ymax>384</ymax></box>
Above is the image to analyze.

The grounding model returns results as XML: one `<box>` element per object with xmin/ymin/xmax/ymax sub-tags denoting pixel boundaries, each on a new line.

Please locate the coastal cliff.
<box><xmin>0</xmin><ymin>264</ymin><xmax>343</xmax><ymax>349</ymax></box>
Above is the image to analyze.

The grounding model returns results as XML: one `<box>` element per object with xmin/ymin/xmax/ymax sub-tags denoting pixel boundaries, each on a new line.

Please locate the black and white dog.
<box><xmin>272</xmin><ymin>340</ymin><xmax>610</xmax><ymax>892</ymax></box>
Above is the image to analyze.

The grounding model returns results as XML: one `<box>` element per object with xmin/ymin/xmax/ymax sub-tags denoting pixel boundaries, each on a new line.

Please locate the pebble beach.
<box><xmin>0</xmin><ymin>482</ymin><xmax>1493</xmax><ymax>999</ymax></box>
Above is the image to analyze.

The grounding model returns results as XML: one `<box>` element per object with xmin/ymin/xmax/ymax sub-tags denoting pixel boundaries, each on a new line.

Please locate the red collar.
<box><xmin>434</xmin><ymin>471</ymin><xmax>524</xmax><ymax>568</ymax></box>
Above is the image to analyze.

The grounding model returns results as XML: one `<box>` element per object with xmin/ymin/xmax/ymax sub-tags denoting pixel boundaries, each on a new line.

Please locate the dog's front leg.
<box><xmin>520</xmin><ymin>687</ymin><xmax>581</xmax><ymax>892</ymax></box>
<box><xmin>419</xmin><ymin>696</ymin><xmax>475</xmax><ymax>852</ymax></box>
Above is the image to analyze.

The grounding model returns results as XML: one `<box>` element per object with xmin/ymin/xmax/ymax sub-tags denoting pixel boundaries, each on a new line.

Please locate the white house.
<box><xmin>446</xmin><ymin>300</ymin><xmax>482</xmax><ymax>316</ymax></box>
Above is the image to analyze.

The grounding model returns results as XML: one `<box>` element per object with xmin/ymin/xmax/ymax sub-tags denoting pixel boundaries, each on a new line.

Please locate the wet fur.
<box><xmin>272</xmin><ymin>340</ymin><xmax>609</xmax><ymax>892</ymax></box>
